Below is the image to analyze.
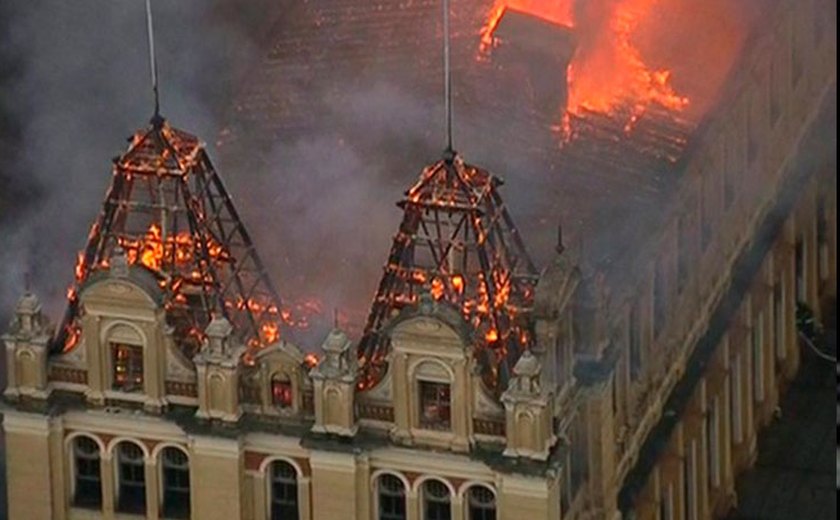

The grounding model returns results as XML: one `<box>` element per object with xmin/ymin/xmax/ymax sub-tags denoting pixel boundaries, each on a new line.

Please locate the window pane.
<box><xmin>378</xmin><ymin>475</ymin><xmax>406</xmax><ymax>520</ymax></box>
<box><xmin>271</xmin><ymin>375</ymin><xmax>293</xmax><ymax>408</ymax></box>
<box><xmin>117</xmin><ymin>443</ymin><xmax>146</xmax><ymax>514</ymax></box>
<box><xmin>112</xmin><ymin>343</ymin><xmax>144</xmax><ymax>392</ymax></box>
<box><xmin>73</xmin><ymin>437</ymin><xmax>102</xmax><ymax>509</ymax></box>
<box><xmin>468</xmin><ymin>486</ymin><xmax>496</xmax><ymax>520</ymax></box>
<box><xmin>423</xmin><ymin>480</ymin><xmax>451</xmax><ymax>520</ymax></box>
<box><xmin>270</xmin><ymin>462</ymin><xmax>298</xmax><ymax>520</ymax></box>
<box><xmin>419</xmin><ymin>382</ymin><xmax>451</xmax><ymax>430</ymax></box>
<box><xmin>162</xmin><ymin>448</ymin><xmax>190</xmax><ymax>519</ymax></box>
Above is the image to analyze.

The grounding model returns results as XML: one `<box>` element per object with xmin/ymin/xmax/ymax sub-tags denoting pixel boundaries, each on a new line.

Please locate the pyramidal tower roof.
<box><xmin>57</xmin><ymin>116</ymin><xmax>286</xmax><ymax>360</ymax></box>
<box><xmin>359</xmin><ymin>152</ymin><xmax>539</xmax><ymax>394</ymax></box>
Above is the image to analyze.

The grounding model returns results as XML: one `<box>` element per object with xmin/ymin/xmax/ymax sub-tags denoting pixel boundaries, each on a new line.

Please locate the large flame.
<box><xmin>481</xmin><ymin>0</ymin><xmax>752</xmax><ymax>121</ymax></box>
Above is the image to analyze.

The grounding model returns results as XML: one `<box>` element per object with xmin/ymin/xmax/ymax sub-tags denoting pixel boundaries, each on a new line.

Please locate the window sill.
<box><xmin>409</xmin><ymin>427</ymin><xmax>469</xmax><ymax>452</ymax></box>
<box><xmin>68</xmin><ymin>508</ymin><xmax>145</xmax><ymax>520</ymax></box>
<box><xmin>68</xmin><ymin>507</ymin><xmax>104</xmax><ymax>520</ymax></box>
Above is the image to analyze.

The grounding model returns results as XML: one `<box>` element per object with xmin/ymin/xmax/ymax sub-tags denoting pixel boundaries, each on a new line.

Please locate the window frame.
<box><xmin>115</xmin><ymin>442</ymin><xmax>147</xmax><ymax>515</ymax></box>
<box><xmin>466</xmin><ymin>485</ymin><xmax>497</xmax><ymax>520</ymax></box>
<box><xmin>418</xmin><ymin>380</ymin><xmax>452</xmax><ymax>431</ymax></box>
<box><xmin>628</xmin><ymin>304</ymin><xmax>642</xmax><ymax>382</ymax></box>
<box><xmin>71</xmin><ymin>436</ymin><xmax>103</xmax><ymax>510</ymax></box>
<box><xmin>773</xmin><ymin>279</ymin><xmax>786</xmax><ymax>360</ymax></box>
<box><xmin>706</xmin><ymin>396</ymin><xmax>721</xmax><ymax>491</ymax></box>
<box><xmin>795</xmin><ymin>236</ymin><xmax>806</xmax><ymax>302</ymax></box>
<box><xmin>421</xmin><ymin>479</ymin><xmax>452</xmax><ymax>520</ymax></box>
<box><xmin>111</xmin><ymin>342</ymin><xmax>144</xmax><ymax>393</ymax></box>
<box><xmin>268</xmin><ymin>460</ymin><xmax>299</xmax><ymax>520</ymax></box>
<box><xmin>160</xmin><ymin>447</ymin><xmax>191</xmax><ymax>519</ymax></box>
<box><xmin>271</xmin><ymin>373</ymin><xmax>294</xmax><ymax>409</ymax></box>
<box><xmin>376</xmin><ymin>473</ymin><xmax>407</xmax><ymax>520</ymax></box>
<box><xmin>752</xmin><ymin>310</ymin><xmax>765</xmax><ymax>402</ymax></box>
<box><xmin>730</xmin><ymin>354</ymin><xmax>743</xmax><ymax>444</ymax></box>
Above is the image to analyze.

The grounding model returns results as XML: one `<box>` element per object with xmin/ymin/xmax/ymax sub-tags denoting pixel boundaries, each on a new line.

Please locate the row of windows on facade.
<box><xmin>109</xmin><ymin>346</ymin><xmax>455</xmax><ymax>429</ymax></box>
<box><xmin>645</xmin><ymin>11</ymin><xmax>831</xmax><ymax>367</ymax></box>
<box><xmin>376</xmin><ymin>475</ymin><xmax>496</xmax><ymax>520</ymax></box>
<box><xmin>73</xmin><ymin>438</ymin><xmax>190</xmax><ymax>518</ymax></box>
<box><xmin>72</xmin><ymin>437</ymin><xmax>298</xmax><ymax>519</ymax></box>
<box><xmin>627</xmin><ymin>193</ymin><xmax>828</xmax><ymax>386</ymax></box>
<box><xmin>657</xmin><ymin>288</ymin><xmax>790</xmax><ymax>520</ymax></box>
<box><xmin>73</xmin><ymin>436</ymin><xmax>494</xmax><ymax>520</ymax></box>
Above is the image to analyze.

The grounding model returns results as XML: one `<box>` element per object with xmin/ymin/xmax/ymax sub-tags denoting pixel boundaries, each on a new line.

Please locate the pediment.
<box><xmin>80</xmin><ymin>277</ymin><xmax>160</xmax><ymax>310</ymax></box>
<box><xmin>390</xmin><ymin>315</ymin><xmax>464</xmax><ymax>345</ymax></box>
<box><xmin>253</xmin><ymin>341</ymin><xmax>305</xmax><ymax>368</ymax></box>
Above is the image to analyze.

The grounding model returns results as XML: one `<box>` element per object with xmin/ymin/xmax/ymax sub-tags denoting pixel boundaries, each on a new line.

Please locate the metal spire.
<box><xmin>443</xmin><ymin>0</ymin><xmax>454</xmax><ymax>156</ymax></box>
<box><xmin>145</xmin><ymin>0</ymin><xmax>161</xmax><ymax>122</ymax></box>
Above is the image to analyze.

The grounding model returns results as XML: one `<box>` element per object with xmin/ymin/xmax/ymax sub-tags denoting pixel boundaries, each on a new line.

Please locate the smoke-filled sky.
<box><xmin>0</xmin><ymin>1</ymin><xmax>267</xmax><ymax>324</ymax></box>
<box><xmin>0</xmin><ymin>0</ymin><xmax>766</xmax><ymax>348</ymax></box>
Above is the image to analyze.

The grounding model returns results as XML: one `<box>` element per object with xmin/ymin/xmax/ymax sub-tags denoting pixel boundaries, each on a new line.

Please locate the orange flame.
<box><xmin>481</xmin><ymin>0</ymin><xmax>689</xmax><ymax>118</ymax></box>
<box><xmin>303</xmin><ymin>353</ymin><xmax>320</xmax><ymax>368</ymax></box>
<box><xmin>260</xmin><ymin>321</ymin><xmax>281</xmax><ymax>344</ymax></box>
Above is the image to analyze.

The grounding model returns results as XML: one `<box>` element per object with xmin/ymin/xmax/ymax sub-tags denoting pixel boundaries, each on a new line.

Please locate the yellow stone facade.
<box><xmin>2</xmin><ymin>2</ymin><xmax>836</xmax><ymax>520</ymax></box>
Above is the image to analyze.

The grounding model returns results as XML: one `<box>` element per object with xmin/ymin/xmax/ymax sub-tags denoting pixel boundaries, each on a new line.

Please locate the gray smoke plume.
<box><xmin>0</xmin><ymin>0</ymin><xmax>767</xmax><ymax>350</ymax></box>
<box><xmin>0</xmin><ymin>0</ymin><xmax>265</xmax><ymax>323</ymax></box>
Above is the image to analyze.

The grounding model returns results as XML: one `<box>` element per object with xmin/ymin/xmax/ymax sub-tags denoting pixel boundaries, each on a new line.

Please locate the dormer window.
<box><xmin>271</xmin><ymin>373</ymin><xmax>293</xmax><ymax>409</ymax></box>
<box><xmin>419</xmin><ymin>381</ymin><xmax>450</xmax><ymax>430</ymax></box>
<box><xmin>112</xmin><ymin>343</ymin><xmax>143</xmax><ymax>392</ymax></box>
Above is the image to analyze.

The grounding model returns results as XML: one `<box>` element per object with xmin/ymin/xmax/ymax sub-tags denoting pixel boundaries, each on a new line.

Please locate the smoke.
<box><xmin>225</xmin><ymin>80</ymin><xmax>448</xmax><ymax>343</ymax></box>
<box><xmin>0</xmin><ymin>0</ymin><xmax>768</xmax><ymax>350</ymax></box>
<box><xmin>0</xmin><ymin>0</ymin><xmax>264</xmax><ymax>323</ymax></box>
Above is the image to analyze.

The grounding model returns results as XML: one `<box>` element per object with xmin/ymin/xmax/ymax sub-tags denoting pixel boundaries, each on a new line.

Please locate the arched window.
<box><xmin>270</xmin><ymin>461</ymin><xmax>299</xmax><ymax>520</ymax></box>
<box><xmin>377</xmin><ymin>474</ymin><xmax>406</xmax><ymax>520</ymax></box>
<box><xmin>422</xmin><ymin>480</ymin><xmax>451</xmax><ymax>520</ymax></box>
<box><xmin>111</xmin><ymin>342</ymin><xmax>143</xmax><ymax>392</ymax></box>
<box><xmin>418</xmin><ymin>381</ymin><xmax>451</xmax><ymax>430</ymax></box>
<box><xmin>72</xmin><ymin>436</ymin><xmax>102</xmax><ymax>508</ymax></box>
<box><xmin>161</xmin><ymin>447</ymin><xmax>190</xmax><ymax>519</ymax></box>
<box><xmin>116</xmin><ymin>442</ymin><xmax>146</xmax><ymax>514</ymax></box>
<box><xmin>271</xmin><ymin>373</ymin><xmax>293</xmax><ymax>409</ymax></box>
<box><xmin>467</xmin><ymin>486</ymin><xmax>496</xmax><ymax>520</ymax></box>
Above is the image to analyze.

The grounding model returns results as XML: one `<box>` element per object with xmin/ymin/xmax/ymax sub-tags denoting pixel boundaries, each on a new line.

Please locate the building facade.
<box><xmin>2</xmin><ymin>1</ymin><xmax>836</xmax><ymax>520</ymax></box>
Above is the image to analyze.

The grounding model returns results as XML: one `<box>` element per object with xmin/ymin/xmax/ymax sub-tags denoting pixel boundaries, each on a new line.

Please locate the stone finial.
<box><xmin>110</xmin><ymin>246</ymin><xmax>130</xmax><ymax>277</ymax></box>
<box><xmin>313</xmin><ymin>327</ymin><xmax>356</xmax><ymax>379</ymax></box>
<box><xmin>501</xmin><ymin>349</ymin><xmax>555</xmax><ymax>460</ymax></box>
<box><xmin>205</xmin><ymin>315</ymin><xmax>234</xmax><ymax>356</ymax></box>
<box><xmin>13</xmin><ymin>291</ymin><xmax>45</xmax><ymax>336</ymax></box>
<box><xmin>310</xmin><ymin>327</ymin><xmax>358</xmax><ymax>437</ymax></box>
<box><xmin>317</xmin><ymin>328</ymin><xmax>354</xmax><ymax>376</ymax></box>
<box><xmin>4</xmin><ymin>290</ymin><xmax>52</xmax><ymax>400</ymax></box>
<box><xmin>194</xmin><ymin>315</ymin><xmax>244</xmax><ymax>422</ymax></box>
<box><xmin>418</xmin><ymin>290</ymin><xmax>436</xmax><ymax>315</ymax></box>
<box><xmin>510</xmin><ymin>349</ymin><xmax>542</xmax><ymax>395</ymax></box>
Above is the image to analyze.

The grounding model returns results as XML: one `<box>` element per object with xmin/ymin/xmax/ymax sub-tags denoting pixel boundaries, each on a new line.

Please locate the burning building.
<box><xmin>1</xmin><ymin>1</ymin><xmax>837</xmax><ymax>519</ymax></box>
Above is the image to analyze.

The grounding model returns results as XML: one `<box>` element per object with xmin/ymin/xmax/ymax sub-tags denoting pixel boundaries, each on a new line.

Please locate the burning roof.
<box><xmin>222</xmin><ymin>0</ymin><xmax>762</xmax><ymax>346</ymax></box>
<box><xmin>58</xmin><ymin>116</ymin><xmax>286</xmax><ymax>360</ymax></box>
<box><xmin>359</xmin><ymin>152</ymin><xmax>538</xmax><ymax>393</ymax></box>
